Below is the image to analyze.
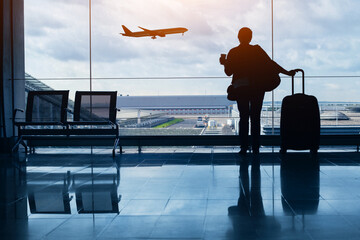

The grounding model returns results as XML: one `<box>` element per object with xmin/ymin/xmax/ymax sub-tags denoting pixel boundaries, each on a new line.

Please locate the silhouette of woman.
<box><xmin>220</xmin><ymin>27</ymin><xmax>296</xmax><ymax>154</ymax></box>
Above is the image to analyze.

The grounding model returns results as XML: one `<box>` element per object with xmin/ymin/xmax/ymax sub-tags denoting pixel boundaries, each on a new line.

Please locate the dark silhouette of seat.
<box><xmin>14</xmin><ymin>90</ymin><xmax>120</xmax><ymax>157</ymax></box>
<box><xmin>71</xmin><ymin>91</ymin><xmax>118</xmax><ymax>125</ymax></box>
<box><xmin>67</xmin><ymin>91</ymin><xmax>120</xmax><ymax>156</ymax></box>
<box><xmin>13</xmin><ymin>90</ymin><xmax>69</xmax><ymax>153</ymax></box>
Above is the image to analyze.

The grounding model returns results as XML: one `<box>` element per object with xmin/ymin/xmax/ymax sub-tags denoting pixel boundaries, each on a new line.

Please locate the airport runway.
<box><xmin>167</xmin><ymin>118</ymin><xmax>197</xmax><ymax>128</ymax></box>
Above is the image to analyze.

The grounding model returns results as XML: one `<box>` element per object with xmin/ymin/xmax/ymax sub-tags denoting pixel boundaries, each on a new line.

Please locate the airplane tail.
<box><xmin>122</xmin><ymin>25</ymin><xmax>132</xmax><ymax>35</ymax></box>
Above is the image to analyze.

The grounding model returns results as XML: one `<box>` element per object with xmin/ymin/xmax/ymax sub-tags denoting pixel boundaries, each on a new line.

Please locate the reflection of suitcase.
<box><xmin>281</xmin><ymin>157</ymin><xmax>319</xmax><ymax>214</ymax></box>
<box><xmin>280</xmin><ymin>69</ymin><xmax>320</xmax><ymax>154</ymax></box>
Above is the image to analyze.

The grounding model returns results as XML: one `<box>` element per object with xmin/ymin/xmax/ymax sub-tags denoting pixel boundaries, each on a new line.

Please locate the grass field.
<box><xmin>153</xmin><ymin>118</ymin><xmax>184</xmax><ymax>128</ymax></box>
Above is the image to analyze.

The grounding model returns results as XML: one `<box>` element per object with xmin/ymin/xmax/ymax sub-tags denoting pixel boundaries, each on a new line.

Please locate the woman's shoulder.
<box><xmin>228</xmin><ymin>44</ymin><xmax>265</xmax><ymax>58</ymax></box>
<box><xmin>231</xmin><ymin>44</ymin><xmax>263</xmax><ymax>51</ymax></box>
<box><xmin>252</xmin><ymin>44</ymin><xmax>269</xmax><ymax>58</ymax></box>
<box><xmin>228</xmin><ymin>45</ymin><xmax>241</xmax><ymax>53</ymax></box>
<box><xmin>252</xmin><ymin>44</ymin><xmax>264</xmax><ymax>51</ymax></box>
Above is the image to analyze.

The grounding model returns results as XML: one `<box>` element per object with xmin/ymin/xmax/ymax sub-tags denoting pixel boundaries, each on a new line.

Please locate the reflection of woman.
<box><xmin>227</xmin><ymin>156</ymin><xmax>280</xmax><ymax>239</ymax></box>
<box><xmin>220</xmin><ymin>27</ymin><xmax>296</xmax><ymax>154</ymax></box>
<box><xmin>228</xmin><ymin>158</ymin><xmax>264</xmax><ymax>217</ymax></box>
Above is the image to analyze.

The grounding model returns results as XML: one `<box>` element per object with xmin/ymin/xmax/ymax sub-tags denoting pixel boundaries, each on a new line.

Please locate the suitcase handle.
<box><xmin>292</xmin><ymin>69</ymin><xmax>305</xmax><ymax>95</ymax></box>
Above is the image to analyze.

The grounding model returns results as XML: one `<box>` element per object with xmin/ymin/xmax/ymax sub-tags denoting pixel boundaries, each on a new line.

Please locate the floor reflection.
<box><xmin>227</xmin><ymin>153</ymin><xmax>320</xmax><ymax>239</ymax></box>
<box><xmin>2</xmin><ymin>150</ymin><xmax>360</xmax><ymax>239</ymax></box>
<box><xmin>228</xmin><ymin>156</ymin><xmax>281</xmax><ymax>239</ymax></box>
<box><xmin>74</xmin><ymin>170</ymin><xmax>121</xmax><ymax>214</ymax></box>
<box><xmin>27</xmin><ymin>157</ymin><xmax>121</xmax><ymax>215</ymax></box>
<box><xmin>281</xmin><ymin>154</ymin><xmax>320</xmax><ymax>216</ymax></box>
<box><xmin>0</xmin><ymin>155</ymin><xmax>28</xmax><ymax>221</ymax></box>
<box><xmin>28</xmin><ymin>178</ymin><xmax>72</xmax><ymax>214</ymax></box>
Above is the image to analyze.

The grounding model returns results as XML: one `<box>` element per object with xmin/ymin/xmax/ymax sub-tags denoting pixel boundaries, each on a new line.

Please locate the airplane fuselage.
<box><xmin>121</xmin><ymin>26</ymin><xmax>188</xmax><ymax>39</ymax></box>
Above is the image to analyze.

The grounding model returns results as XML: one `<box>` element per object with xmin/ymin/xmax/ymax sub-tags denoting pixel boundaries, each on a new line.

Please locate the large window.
<box><xmin>24</xmin><ymin>0</ymin><xmax>360</xmax><ymax>136</ymax></box>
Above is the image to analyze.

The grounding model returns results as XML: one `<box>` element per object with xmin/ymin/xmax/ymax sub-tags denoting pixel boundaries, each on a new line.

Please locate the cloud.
<box><xmin>25</xmin><ymin>0</ymin><xmax>90</xmax><ymax>62</ymax></box>
<box><xmin>325</xmin><ymin>83</ymin><xmax>340</xmax><ymax>90</ymax></box>
<box><xmin>308</xmin><ymin>0</ymin><xmax>347</xmax><ymax>20</ymax></box>
<box><xmin>25</xmin><ymin>1</ymin><xmax>67</xmax><ymax>36</ymax></box>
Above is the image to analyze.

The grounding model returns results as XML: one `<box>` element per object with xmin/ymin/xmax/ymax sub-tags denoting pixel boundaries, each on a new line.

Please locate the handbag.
<box><xmin>260</xmin><ymin>72</ymin><xmax>280</xmax><ymax>92</ymax></box>
<box><xmin>252</xmin><ymin>60</ymin><xmax>281</xmax><ymax>92</ymax></box>
<box><xmin>227</xmin><ymin>85</ymin><xmax>242</xmax><ymax>101</ymax></box>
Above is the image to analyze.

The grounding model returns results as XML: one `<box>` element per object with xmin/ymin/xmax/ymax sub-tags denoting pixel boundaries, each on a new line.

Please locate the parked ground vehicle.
<box><xmin>195</xmin><ymin>117</ymin><xmax>205</xmax><ymax>127</ymax></box>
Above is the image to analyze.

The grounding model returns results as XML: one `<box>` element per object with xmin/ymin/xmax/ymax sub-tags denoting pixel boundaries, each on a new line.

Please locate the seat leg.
<box><xmin>113</xmin><ymin>138</ymin><xmax>120</xmax><ymax>157</ymax></box>
<box><xmin>24</xmin><ymin>144</ymin><xmax>28</xmax><ymax>155</ymax></box>
<box><xmin>11</xmin><ymin>137</ymin><xmax>24</xmax><ymax>153</ymax></box>
<box><xmin>20</xmin><ymin>140</ymin><xmax>27</xmax><ymax>150</ymax></box>
<box><xmin>120</xmin><ymin>146</ymin><xmax>123</xmax><ymax>154</ymax></box>
<box><xmin>11</xmin><ymin>141</ymin><xmax>21</xmax><ymax>153</ymax></box>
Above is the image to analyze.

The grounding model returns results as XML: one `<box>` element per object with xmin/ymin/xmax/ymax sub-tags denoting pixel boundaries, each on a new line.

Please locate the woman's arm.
<box><xmin>274</xmin><ymin>62</ymin><xmax>297</xmax><ymax>76</ymax></box>
<box><xmin>256</xmin><ymin>45</ymin><xmax>297</xmax><ymax>77</ymax></box>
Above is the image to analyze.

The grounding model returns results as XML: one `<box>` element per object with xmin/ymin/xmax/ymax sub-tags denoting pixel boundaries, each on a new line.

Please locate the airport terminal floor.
<box><xmin>1</xmin><ymin>147</ymin><xmax>360</xmax><ymax>240</ymax></box>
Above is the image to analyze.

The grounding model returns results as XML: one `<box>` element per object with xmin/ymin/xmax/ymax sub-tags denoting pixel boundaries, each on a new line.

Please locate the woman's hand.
<box><xmin>288</xmin><ymin>69</ymin><xmax>297</xmax><ymax>76</ymax></box>
<box><xmin>219</xmin><ymin>54</ymin><xmax>227</xmax><ymax>65</ymax></box>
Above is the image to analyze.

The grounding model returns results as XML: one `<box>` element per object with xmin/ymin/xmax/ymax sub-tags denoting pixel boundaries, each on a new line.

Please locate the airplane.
<box><xmin>121</xmin><ymin>25</ymin><xmax>188</xmax><ymax>39</ymax></box>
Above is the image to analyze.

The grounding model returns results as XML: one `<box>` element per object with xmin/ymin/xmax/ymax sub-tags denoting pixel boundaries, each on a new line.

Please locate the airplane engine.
<box><xmin>151</xmin><ymin>36</ymin><xmax>157</xmax><ymax>39</ymax></box>
<box><xmin>159</xmin><ymin>33</ymin><xmax>166</xmax><ymax>37</ymax></box>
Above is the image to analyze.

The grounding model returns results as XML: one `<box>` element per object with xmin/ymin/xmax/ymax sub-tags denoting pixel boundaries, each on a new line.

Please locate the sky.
<box><xmin>24</xmin><ymin>0</ymin><xmax>360</xmax><ymax>101</ymax></box>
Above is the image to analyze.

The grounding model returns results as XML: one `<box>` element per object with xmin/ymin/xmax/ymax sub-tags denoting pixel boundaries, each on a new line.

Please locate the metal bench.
<box><xmin>14</xmin><ymin>90</ymin><xmax>120</xmax><ymax>157</ymax></box>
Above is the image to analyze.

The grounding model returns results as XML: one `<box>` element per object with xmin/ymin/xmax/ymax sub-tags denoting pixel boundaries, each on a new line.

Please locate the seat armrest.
<box><xmin>14</xmin><ymin>108</ymin><xmax>24</xmax><ymax>113</ymax></box>
<box><xmin>68</xmin><ymin>121</ymin><xmax>114</xmax><ymax>126</ymax></box>
<box><xmin>15</xmin><ymin>121</ymin><xmax>66</xmax><ymax>126</ymax></box>
<box><xmin>13</xmin><ymin>108</ymin><xmax>25</xmax><ymax>122</ymax></box>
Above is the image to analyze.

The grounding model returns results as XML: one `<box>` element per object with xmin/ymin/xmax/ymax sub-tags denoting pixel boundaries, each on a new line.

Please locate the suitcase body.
<box><xmin>280</xmin><ymin>69</ymin><xmax>320</xmax><ymax>153</ymax></box>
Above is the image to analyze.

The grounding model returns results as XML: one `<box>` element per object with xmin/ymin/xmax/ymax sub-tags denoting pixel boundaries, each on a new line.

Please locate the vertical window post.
<box><xmin>271</xmin><ymin>0</ymin><xmax>275</xmax><ymax>136</ymax></box>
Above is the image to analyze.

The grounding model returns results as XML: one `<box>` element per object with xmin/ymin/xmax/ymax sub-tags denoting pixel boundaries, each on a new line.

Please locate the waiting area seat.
<box><xmin>13</xmin><ymin>90</ymin><xmax>120</xmax><ymax>157</ymax></box>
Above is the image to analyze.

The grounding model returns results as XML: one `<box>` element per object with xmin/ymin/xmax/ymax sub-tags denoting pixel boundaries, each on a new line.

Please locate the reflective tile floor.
<box><xmin>1</xmin><ymin>147</ymin><xmax>360</xmax><ymax>239</ymax></box>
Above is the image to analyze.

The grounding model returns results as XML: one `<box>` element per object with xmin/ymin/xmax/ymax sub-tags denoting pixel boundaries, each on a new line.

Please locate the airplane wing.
<box><xmin>138</xmin><ymin>26</ymin><xmax>167</xmax><ymax>38</ymax></box>
<box><xmin>138</xmin><ymin>26</ymin><xmax>160</xmax><ymax>39</ymax></box>
<box><xmin>138</xmin><ymin>27</ymin><xmax>153</xmax><ymax>33</ymax></box>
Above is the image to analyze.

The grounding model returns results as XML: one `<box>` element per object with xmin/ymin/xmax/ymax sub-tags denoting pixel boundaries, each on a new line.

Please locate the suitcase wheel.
<box><xmin>280</xmin><ymin>148</ymin><xmax>287</xmax><ymax>154</ymax></box>
<box><xmin>310</xmin><ymin>148</ymin><xmax>318</xmax><ymax>155</ymax></box>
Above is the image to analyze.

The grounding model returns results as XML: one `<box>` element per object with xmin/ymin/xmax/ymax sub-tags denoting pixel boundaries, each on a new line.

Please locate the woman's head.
<box><xmin>238</xmin><ymin>27</ymin><xmax>252</xmax><ymax>44</ymax></box>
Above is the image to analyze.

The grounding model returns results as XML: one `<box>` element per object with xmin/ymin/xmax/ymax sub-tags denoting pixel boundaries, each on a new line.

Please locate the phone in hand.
<box><xmin>220</xmin><ymin>54</ymin><xmax>226</xmax><ymax>65</ymax></box>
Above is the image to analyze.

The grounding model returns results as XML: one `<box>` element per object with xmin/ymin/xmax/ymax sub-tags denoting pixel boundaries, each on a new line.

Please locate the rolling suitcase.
<box><xmin>280</xmin><ymin>69</ymin><xmax>320</xmax><ymax>154</ymax></box>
